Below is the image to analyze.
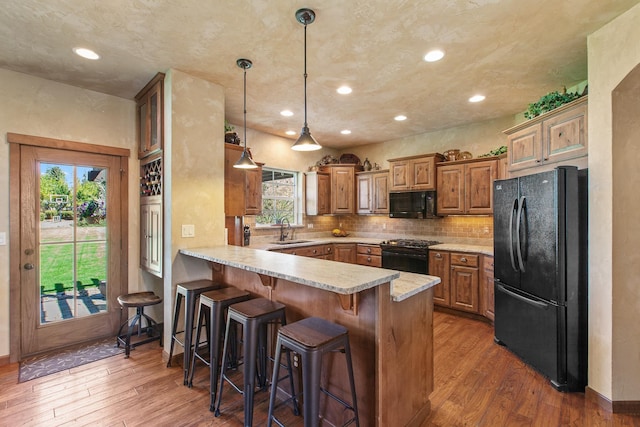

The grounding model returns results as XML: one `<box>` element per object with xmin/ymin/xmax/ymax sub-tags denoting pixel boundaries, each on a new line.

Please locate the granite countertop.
<box><xmin>429</xmin><ymin>243</ymin><xmax>493</xmax><ymax>256</ymax></box>
<box><xmin>179</xmin><ymin>245</ymin><xmax>440</xmax><ymax>302</ymax></box>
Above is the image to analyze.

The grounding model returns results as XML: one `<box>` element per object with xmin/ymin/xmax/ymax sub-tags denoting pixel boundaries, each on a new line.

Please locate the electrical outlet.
<box><xmin>181</xmin><ymin>224</ymin><xmax>195</xmax><ymax>238</ymax></box>
<box><xmin>382</xmin><ymin>223</ymin><xmax>386</xmax><ymax>230</ymax></box>
<box><xmin>339</xmin><ymin>223</ymin><xmax>342</xmax><ymax>228</ymax></box>
<box><xmin>0</xmin><ymin>232</ymin><xmax>5</xmax><ymax>245</ymax></box>
<box><xmin>307</xmin><ymin>223</ymin><xmax>314</xmax><ymax>228</ymax></box>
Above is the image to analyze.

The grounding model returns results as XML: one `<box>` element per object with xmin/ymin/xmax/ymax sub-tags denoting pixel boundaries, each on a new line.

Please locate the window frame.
<box><xmin>256</xmin><ymin>167</ymin><xmax>301</xmax><ymax>227</ymax></box>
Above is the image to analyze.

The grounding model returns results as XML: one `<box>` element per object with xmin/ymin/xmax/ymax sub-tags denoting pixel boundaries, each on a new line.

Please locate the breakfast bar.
<box><xmin>180</xmin><ymin>245</ymin><xmax>440</xmax><ymax>427</ymax></box>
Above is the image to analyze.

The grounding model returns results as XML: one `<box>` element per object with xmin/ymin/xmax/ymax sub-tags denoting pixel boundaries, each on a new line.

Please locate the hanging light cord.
<box><xmin>303</xmin><ymin>20</ymin><xmax>309</xmax><ymax>129</ymax></box>
<box><xmin>243</xmin><ymin>65</ymin><xmax>247</xmax><ymax>150</ymax></box>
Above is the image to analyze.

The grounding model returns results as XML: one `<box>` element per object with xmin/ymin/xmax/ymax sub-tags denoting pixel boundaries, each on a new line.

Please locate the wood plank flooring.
<box><xmin>0</xmin><ymin>311</ymin><xmax>638</xmax><ymax>426</ymax></box>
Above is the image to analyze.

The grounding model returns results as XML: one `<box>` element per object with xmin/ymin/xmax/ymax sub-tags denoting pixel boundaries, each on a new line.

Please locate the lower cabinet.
<box><xmin>480</xmin><ymin>256</ymin><xmax>495</xmax><ymax>321</ymax></box>
<box><xmin>334</xmin><ymin>243</ymin><xmax>357</xmax><ymax>264</ymax></box>
<box><xmin>356</xmin><ymin>244</ymin><xmax>382</xmax><ymax>267</ymax></box>
<box><xmin>140</xmin><ymin>198</ymin><xmax>162</xmax><ymax>277</ymax></box>
<box><xmin>429</xmin><ymin>250</ymin><xmax>487</xmax><ymax>317</ymax></box>
<box><xmin>274</xmin><ymin>244</ymin><xmax>333</xmax><ymax>259</ymax></box>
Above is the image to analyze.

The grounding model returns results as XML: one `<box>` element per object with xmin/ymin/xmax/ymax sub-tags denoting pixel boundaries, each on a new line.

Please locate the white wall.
<box><xmin>588</xmin><ymin>2</ymin><xmax>640</xmax><ymax>401</ymax></box>
<box><xmin>0</xmin><ymin>69</ymin><xmax>136</xmax><ymax>358</ymax></box>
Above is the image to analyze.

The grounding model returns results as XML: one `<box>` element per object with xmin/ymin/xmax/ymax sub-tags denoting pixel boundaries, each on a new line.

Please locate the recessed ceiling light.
<box><xmin>285</xmin><ymin>130</ymin><xmax>296</xmax><ymax>136</ymax></box>
<box><xmin>424</xmin><ymin>50</ymin><xmax>445</xmax><ymax>62</ymax></box>
<box><xmin>394</xmin><ymin>115</ymin><xmax>407</xmax><ymax>121</ymax></box>
<box><xmin>280</xmin><ymin>110</ymin><xmax>294</xmax><ymax>117</ymax></box>
<box><xmin>73</xmin><ymin>47</ymin><xmax>100</xmax><ymax>60</ymax></box>
<box><xmin>469</xmin><ymin>95</ymin><xmax>486</xmax><ymax>103</ymax></box>
<box><xmin>337</xmin><ymin>86</ymin><xmax>352</xmax><ymax>95</ymax></box>
<box><xmin>341</xmin><ymin>130</ymin><xmax>351</xmax><ymax>135</ymax></box>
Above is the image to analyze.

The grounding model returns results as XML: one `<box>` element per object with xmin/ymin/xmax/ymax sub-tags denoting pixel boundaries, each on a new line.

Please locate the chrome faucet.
<box><xmin>279</xmin><ymin>218</ymin><xmax>290</xmax><ymax>241</ymax></box>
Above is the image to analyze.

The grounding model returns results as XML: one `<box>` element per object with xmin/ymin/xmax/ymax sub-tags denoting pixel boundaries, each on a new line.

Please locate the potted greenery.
<box><xmin>524</xmin><ymin>88</ymin><xmax>584</xmax><ymax>119</ymax></box>
<box><xmin>224</xmin><ymin>120</ymin><xmax>240</xmax><ymax>144</ymax></box>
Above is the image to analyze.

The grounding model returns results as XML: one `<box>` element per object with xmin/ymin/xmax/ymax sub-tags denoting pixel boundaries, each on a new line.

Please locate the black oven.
<box><xmin>380</xmin><ymin>239</ymin><xmax>440</xmax><ymax>274</ymax></box>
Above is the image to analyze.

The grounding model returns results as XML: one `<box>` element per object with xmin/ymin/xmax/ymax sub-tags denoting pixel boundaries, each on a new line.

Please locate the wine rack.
<box><xmin>140</xmin><ymin>156</ymin><xmax>162</xmax><ymax>197</ymax></box>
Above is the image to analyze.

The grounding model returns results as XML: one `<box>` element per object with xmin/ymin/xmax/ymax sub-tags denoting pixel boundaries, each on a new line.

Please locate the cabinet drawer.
<box><xmin>357</xmin><ymin>254</ymin><xmax>382</xmax><ymax>267</ymax></box>
<box><xmin>357</xmin><ymin>244</ymin><xmax>381</xmax><ymax>256</ymax></box>
<box><xmin>451</xmin><ymin>253</ymin><xmax>479</xmax><ymax>268</ymax></box>
<box><xmin>483</xmin><ymin>256</ymin><xmax>494</xmax><ymax>271</ymax></box>
<box><xmin>280</xmin><ymin>244</ymin><xmax>332</xmax><ymax>258</ymax></box>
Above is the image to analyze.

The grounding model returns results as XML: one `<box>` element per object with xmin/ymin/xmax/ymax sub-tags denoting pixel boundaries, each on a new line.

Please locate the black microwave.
<box><xmin>389</xmin><ymin>191</ymin><xmax>438</xmax><ymax>219</ymax></box>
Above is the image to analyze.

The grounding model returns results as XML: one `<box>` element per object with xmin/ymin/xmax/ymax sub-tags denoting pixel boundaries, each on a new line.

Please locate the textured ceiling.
<box><xmin>1</xmin><ymin>0</ymin><xmax>638</xmax><ymax>148</ymax></box>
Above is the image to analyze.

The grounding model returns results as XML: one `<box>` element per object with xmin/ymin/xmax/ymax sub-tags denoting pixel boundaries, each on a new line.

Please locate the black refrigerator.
<box><xmin>493</xmin><ymin>166</ymin><xmax>587</xmax><ymax>392</ymax></box>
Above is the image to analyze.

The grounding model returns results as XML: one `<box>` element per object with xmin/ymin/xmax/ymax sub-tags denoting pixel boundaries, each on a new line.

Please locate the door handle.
<box><xmin>515</xmin><ymin>196</ymin><xmax>526</xmax><ymax>272</ymax></box>
<box><xmin>24</xmin><ymin>263</ymin><xmax>34</xmax><ymax>270</ymax></box>
<box><xmin>509</xmin><ymin>198</ymin><xmax>518</xmax><ymax>272</ymax></box>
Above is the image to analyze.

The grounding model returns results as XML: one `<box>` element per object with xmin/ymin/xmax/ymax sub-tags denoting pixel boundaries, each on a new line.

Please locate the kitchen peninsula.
<box><xmin>180</xmin><ymin>245</ymin><xmax>440</xmax><ymax>427</ymax></box>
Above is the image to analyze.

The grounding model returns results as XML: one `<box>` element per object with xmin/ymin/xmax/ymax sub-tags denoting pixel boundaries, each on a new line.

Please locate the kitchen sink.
<box><xmin>270</xmin><ymin>240</ymin><xmax>311</xmax><ymax>245</ymax></box>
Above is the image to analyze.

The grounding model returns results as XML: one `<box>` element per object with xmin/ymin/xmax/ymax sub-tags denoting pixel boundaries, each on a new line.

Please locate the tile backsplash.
<box><xmin>246</xmin><ymin>214</ymin><xmax>493</xmax><ymax>246</ymax></box>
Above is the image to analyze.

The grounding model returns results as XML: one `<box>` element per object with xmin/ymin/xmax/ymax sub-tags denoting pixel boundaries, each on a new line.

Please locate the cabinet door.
<box><xmin>317</xmin><ymin>173</ymin><xmax>331</xmax><ymax>214</ymax></box>
<box><xmin>450</xmin><ymin>265</ymin><xmax>479</xmax><ymax>313</ymax></box>
<box><xmin>411</xmin><ymin>157</ymin><xmax>437</xmax><ymax>190</ymax></box>
<box><xmin>372</xmin><ymin>172</ymin><xmax>389</xmax><ymax>213</ymax></box>
<box><xmin>481</xmin><ymin>256</ymin><xmax>495</xmax><ymax>321</ymax></box>
<box><xmin>436</xmin><ymin>164</ymin><xmax>465</xmax><ymax>215</ymax></box>
<box><xmin>429</xmin><ymin>251</ymin><xmax>450</xmax><ymax>307</ymax></box>
<box><xmin>305</xmin><ymin>172</ymin><xmax>330</xmax><ymax>215</ymax></box>
<box><xmin>357</xmin><ymin>174</ymin><xmax>373</xmax><ymax>214</ymax></box>
<box><xmin>507</xmin><ymin>123</ymin><xmax>542</xmax><ymax>171</ymax></box>
<box><xmin>141</xmin><ymin>201</ymin><xmax>162</xmax><ymax>277</ymax></box>
<box><xmin>543</xmin><ymin>103</ymin><xmax>587</xmax><ymax>164</ymax></box>
<box><xmin>465</xmin><ymin>160</ymin><xmax>497</xmax><ymax>215</ymax></box>
<box><xmin>137</xmin><ymin>76</ymin><xmax>164</xmax><ymax>159</ymax></box>
<box><xmin>389</xmin><ymin>160</ymin><xmax>410</xmax><ymax>191</ymax></box>
<box><xmin>244</xmin><ymin>166</ymin><xmax>263</xmax><ymax>215</ymax></box>
<box><xmin>331</xmin><ymin>167</ymin><xmax>355</xmax><ymax>214</ymax></box>
<box><xmin>334</xmin><ymin>243</ymin><xmax>357</xmax><ymax>264</ymax></box>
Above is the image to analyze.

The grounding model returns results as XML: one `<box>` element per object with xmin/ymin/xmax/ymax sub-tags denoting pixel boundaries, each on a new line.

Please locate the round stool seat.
<box><xmin>117</xmin><ymin>291</ymin><xmax>162</xmax><ymax>308</ymax></box>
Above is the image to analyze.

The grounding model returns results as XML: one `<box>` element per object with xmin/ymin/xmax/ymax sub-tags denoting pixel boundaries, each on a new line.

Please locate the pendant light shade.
<box><xmin>291</xmin><ymin>8</ymin><xmax>322</xmax><ymax>152</ymax></box>
<box><xmin>233</xmin><ymin>58</ymin><xmax>258</xmax><ymax>169</ymax></box>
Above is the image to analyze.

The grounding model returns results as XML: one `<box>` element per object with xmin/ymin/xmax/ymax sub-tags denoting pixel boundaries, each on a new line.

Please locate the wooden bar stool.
<box><xmin>267</xmin><ymin>316</ymin><xmax>360</xmax><ymax>427</ymax></box>
<box><xmin>167</xmin><ymin>279</ymin><xmax>222</xmax><ymax>385</ymax></box>
<box><xmin>116</xmin><ymin>291</ymin><xmax>162</xmax><ymax>358</ymax></box>
<box><xmin>188</xmin><ymin>287</ymin><xmax>251</xmax><ymax>411</ymax></box>
<box><xmin>214</xmin><ymin>297</ymin><xmax>296</xmax><ymax>426</ymax></box>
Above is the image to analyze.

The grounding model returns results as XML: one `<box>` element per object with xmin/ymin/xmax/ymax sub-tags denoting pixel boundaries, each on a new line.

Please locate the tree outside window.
<box><xmin>257</xmin><ymin>168</ymin><xmax>298</xmax><ymax>225</ymax></box>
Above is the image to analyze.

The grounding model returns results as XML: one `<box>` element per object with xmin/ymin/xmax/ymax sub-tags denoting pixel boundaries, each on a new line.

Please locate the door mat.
<box><xmin>19</xmin><ymin>337</ymin><xmax>123</xmax><ymax>383</ymax></box>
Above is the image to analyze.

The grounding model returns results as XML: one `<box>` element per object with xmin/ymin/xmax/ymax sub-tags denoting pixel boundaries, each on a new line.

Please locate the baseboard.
<box><xmin>0</xmin><ymin>354</ymin><xmax>9</xmax><ymax>367</ymax></box>
<box><xmin>586</xmin><ymin>386</ymin><xmax>640</xmax><ymax>414</ymax></box>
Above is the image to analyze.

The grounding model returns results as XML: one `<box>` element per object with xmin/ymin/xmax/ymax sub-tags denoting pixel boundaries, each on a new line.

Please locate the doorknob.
<box><xmin>24</xmin><ymin>263</ymin><xmax>34</xmax><ymax>270</ymax></box>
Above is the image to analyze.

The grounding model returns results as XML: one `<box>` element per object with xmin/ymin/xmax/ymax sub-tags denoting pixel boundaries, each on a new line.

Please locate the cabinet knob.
<box><xmin>313</xmin><ymin>249</ymin><xmax>317</xmax><ymax>254</ymax></box>
<box><xmin>367</xmin><ymin>248</ymin><xmax>372</xmax><ymax>254</ymax></box>
<box><xmin>460</xmin><ymin>257</ymin><xmax>467</xmax><ymax>262</ymax></box>
<box><xmin>24</xmin><ymin>263</ymin><xmax>34</xmax><ymax>270</ymax></box>
<box><xmin>435</xmin><ymin>253</ymin><xmax>442</xmax><ymax>258</ymax></box>
<box><xmin>367</xmin><ymin>257</ymin><xmax>371</xmax><ymax>262</ymax></box>
<box><xmin>292</xmin><ymin>252</ymin><xmax>296</xmax><ymax>255</ymax></box>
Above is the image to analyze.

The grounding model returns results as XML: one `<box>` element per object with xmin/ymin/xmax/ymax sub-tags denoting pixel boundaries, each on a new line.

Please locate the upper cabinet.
<box><xmin>135</xmin><ymin>73</ymin><xmax>165</xmax><ymax>159</ymax></box>
<box><xmin>388</xmin><ymin>153</ymin><xmax>444</xmax><ymax>191</ymax></box>
<box><xmin>224</xmin><ymin>143</ymin><xmax>263</xmax><ymax>216</ymax></box>
<box><xmin>312</xmin><ymin>164</ymin><xmax>363</xmax><ymax>215</ymax></box>
<box><xmin>356</xmin><ymin>170</ymin><xmax>389</xmax><ymax>215</ymax></box>
<box><xmin>504</xmin><ymin>96</ymin><xmax>587</xmax><ymax>175</ymax></box>
<box><xmin>437</xmin><ymin>158</ymin><xmax>498</xmax><ymax>215</ymax></box>
<box><xmin>305</xmin><ymin>171</ymin><xmax>331</xmax><ymax>215</ymax></box>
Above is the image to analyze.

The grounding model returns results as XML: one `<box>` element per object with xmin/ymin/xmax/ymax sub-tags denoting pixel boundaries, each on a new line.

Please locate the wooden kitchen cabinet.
<box><xmin>480</xmin><ymin>255</ymin><xmax>495</xmax><ymax>321</ymax></box>
<box><xmin>318</xmin><ymin>164</ymin><xmax>363</xmax><ymax>215</ymax></box>
<box><xmin>504</xmin><ymin>96</ymin><xmax>587</xmax><ymax>175</ymax></box>
<box><xmin>356</xmin><ymin>244</ymin><xmax>382</xmax><ymax>267</ymax></box>
<box><xmin>356</xmin><ymin>170</ymin><xmax>389</xmax><ymax>214</ymax></box>
<box><xmin>388</xmin><ymin>153</ymin><xmax>444</xmax><ymax>191</ymax></box>
<box><xmin>135</xmin><ymin>73</ymin><xmax>164</xmax><ymax>159</ymax></box>
<box><xmin>429</xmin><ymin>250</ymin><xmax>480</xmax><ymax>315</ymax></box>
<box><xmin>437</xmin><ymin>158</ymin><xmax>498</xmax><ymax>215</ymax></box>
<box><xmin>224</xmin><ymin>143</ymin><xmax>263</xmax><ymax>216</ymax></box>
<box><xmin>275</xmin><ymin>244</ymin><xmax>333</xmax><ymax>259</ymax></box>
<box><xmin>305</xmin><ymin>171</ymin><xmax>330</xmax><ymax>215</ymax></box>
<box><xmin>334</xmin><ymin>243</ymin><xmax>357</xmax><ymax>264</ymax></box>
<box><xmin>429</xmin><ymin>250</ymin><xmax>450</xmax><ymax>306</ymax></box>
<box><xmin>449</xmin><ymin>253</ymin><xmax>480</xmax><ymax>314</ymax></box>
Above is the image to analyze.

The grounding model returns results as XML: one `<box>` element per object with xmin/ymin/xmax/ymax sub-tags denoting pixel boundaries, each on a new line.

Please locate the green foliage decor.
<box><xmin>524</xmin><ymin>90</ymin><xmax>582</xmax><ymax>119</ymax></box>
<box><xmin>478</xmin><ymin>145</ymin><xmax>507</xmax><ymax>158</ymax></box>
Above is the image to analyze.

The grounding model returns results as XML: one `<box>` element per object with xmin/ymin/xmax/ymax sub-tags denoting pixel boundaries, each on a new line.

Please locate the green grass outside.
<box><xmin>39</xmin><ymin>242</ymin><xmax>106</xmax><ymax>293</ymax></box>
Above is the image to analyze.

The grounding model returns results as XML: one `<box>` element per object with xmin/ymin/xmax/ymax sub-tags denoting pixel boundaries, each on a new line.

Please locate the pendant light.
<box><xmin>233</xmin><ymin>58</ymin><xmax>258</xmax><ymax>169</ymax></box>
<box><xmin>291</xmin><ymin>8</ymin><xmax>322</xmax><ymax>151</ymax></box>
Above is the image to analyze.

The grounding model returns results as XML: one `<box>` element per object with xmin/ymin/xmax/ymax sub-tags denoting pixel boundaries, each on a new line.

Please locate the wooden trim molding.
<box><xmin>0</xmin><ymin>355</ymin><xmax>9</xmax><ymax>367</ymax></box>
<box><xmin>586</xmin><ymin>386</ymin><xmax>640</xmax><ymax>414</ymax></box>
<box><xmin>7</xmin><ymin>133</ymin><xmax>130</xmax><ymax>157</ymax></box>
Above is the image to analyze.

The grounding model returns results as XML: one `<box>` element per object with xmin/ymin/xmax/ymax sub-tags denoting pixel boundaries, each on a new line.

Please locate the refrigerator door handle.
<box><xmin>497</xmin><ymin>284</ymin><xmax>548</xmax><ymax>309</ymax></box>
<box><xmin>516</xmin><ymin>196</ymin><xmax>526</xmax><ymax>272</ymax></box>
<box><xmin>509</xmin><ymin>198</ymin><xmax>519</xmax><ymax>272</ymax></box>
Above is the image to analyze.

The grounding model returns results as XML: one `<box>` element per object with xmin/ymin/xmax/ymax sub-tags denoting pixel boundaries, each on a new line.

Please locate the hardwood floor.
<box><xmin>0</xmin><ymin>311</ymin><xmax>638</xmax><ymax>426</ymax></box>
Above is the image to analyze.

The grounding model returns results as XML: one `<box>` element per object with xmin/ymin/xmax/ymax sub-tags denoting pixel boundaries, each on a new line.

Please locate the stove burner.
<box><xmin>380</xmin><ymin>239</ymin><xmax>441</xmax><ymax>249</ymax></box>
